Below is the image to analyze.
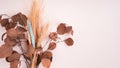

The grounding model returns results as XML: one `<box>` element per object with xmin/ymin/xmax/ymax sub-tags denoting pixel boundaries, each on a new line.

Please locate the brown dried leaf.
<box><xmin>16</xmin><ymin>26</ymin><xmax>27</xmax><ymax>32</ymax></box>
<box><xmin>41</xmin><ymin>58</ymin><xmax>51</xmax><ymax>68</ymax></box>
<box><xmin>4</xmin><ymin>37</ymin><xmax>17</xmax><ymax>46</ymax></box>
<box><xmin>0</xmin><ymin>19</ymin><xmax>9</xmax><ymax>27</ymax></box>
<box><xmin>6</xmin><ymin>51</ymin><xmax>20</xmax><ymax>62</ymax></box>
<box><xmin>0</xmin><ymin>44</ymin><xmax>13</xmax><ymax>58</ymax></box>
<box><xmin>64</xmin><ymin>38</ymin><xmax>74</xmax><ymax>46</ymax></box>
<box><xmin>17</xmin><ymin>33</ymin><xmax>26</xmax><ymax>39</ymax></box>
<box><xmin>41</xmin><ymin>51</ymin><xmax>52</xmax><ymax>59</ymax></box>
<box><xmin>66</xmin><ymin>26</ymin><xmax>73</xmax><ymax>35</ymax></box>
<box><xmin>24</xmin><ymin>44</ymin><xmax>35</xmax><ymax>59</ymax></box>
<box><xmin>10</xmin><ymin>60</ymin><xmax>20</xmax><ymax>68</ymax></box>
<box><xmin>12</xmin><ymin>13</ymin><xmax>27</xmax><ymax>26</ymax></box>
<box><xmin>49</xmin><ymin>32</ymin><xmax>57</xmax><ymax>41</ymax></box>
<box><xmin>6</xmin><ymin>28</ymin><xmax>18</xmax><ymax>39</ymax></box>
<box><xmin>9</xmin><ymin>22</ymin><xmax>17</xmax><ymax>28</ymax></box>
<box><xmin>48</xmin><ymin>42</ymin><xmax>56</xmax><ymax>50</ymax></box>
<box><xmin>57</xmin><ymin>23</ymin><xmax>66</xmax><ymax>35</ymax></box>
<box><xmin>5</xmin><ymin>23</ymin><xmax>11</xmax><ymax>30</ymax></box>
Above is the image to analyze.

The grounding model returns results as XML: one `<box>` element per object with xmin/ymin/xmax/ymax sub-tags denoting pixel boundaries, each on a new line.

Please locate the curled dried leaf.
<box><xmin>48</xmin><ymin>42</ymin><xmax>56</xmax><ymax>50</ymax></box>
<box><xmin>0</xmin><ymin>19</ymin><xmax>9</xmax><ymax>27</ymax></box>
<box><xmin>6</xmin><ymin>51</ymin><xmax>20</xmax><ymax>62</ymax></box>
<box><xmin>64</xmin><ymin>38</ymin><xmax>74</xmax><ymax>46</ymax></box>
<box><xmin>57</xmin><ymin>23</ymin><xmax>66</xmax><ymax>35</ymax></box>
<box><xmin>49</xmin><ymin>32</ymin><xmax>57</xmax><ymax>41</ymax></box>
<box><xmin>0</xmin><ymin>44</ymin><xmax>13</xmax><ymax>58</ymax></box>
<box><xmin>10</xmin><ymin>60</ymin><xmax>20</xmax><ymax>68</ymax></box>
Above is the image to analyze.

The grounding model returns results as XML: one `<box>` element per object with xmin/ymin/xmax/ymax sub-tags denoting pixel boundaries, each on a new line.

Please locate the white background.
<box><xmin>0</xmin><ymin>0</ymin><xmax>120</xmax><ymax>68</ymax></box>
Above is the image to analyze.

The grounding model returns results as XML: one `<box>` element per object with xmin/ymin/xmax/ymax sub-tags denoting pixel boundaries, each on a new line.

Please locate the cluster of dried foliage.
<box><xmin>0</xmin><ymin>13</ymin><xmax>74</xmax><ymax>68</ymax></box>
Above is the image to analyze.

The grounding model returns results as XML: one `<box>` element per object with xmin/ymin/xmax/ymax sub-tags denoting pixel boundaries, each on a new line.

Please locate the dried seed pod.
<box><xmin>6</xmin><ymin>51</ymin><xmax>20</xmax><ymax>62</ymax></box>
<box><xmin>64</xmin><ymin>38</ymin><xmax>74</xmax><ymax>46</ymax></box>
<box><xmin>57</xmin><ymin>23</ymin><xmax>66</xmax><ymax>35</ymax></box>
<box><xmin>66</xmin><ymin>26</ymin><xmax>73</xmax><ymax>35</ymax></box>
<box><xmin>0</xmin><ymin>19</ymin><xmax>9</xmax><ymax>27</ymax></box>
<box><xmin>10</xmin><ymin>60</ymin><xmax>20</xmax><ymax>68</ymax></box>
<box><xmin>0</xmin><ymin>44</ymin><xmax>13</xmax><ymax>58</ymax></box>
<box><xmin>48</xmin><ymin>42</ymin><xmax>56</xmax><ymax>50</ymax></box>
<box><xmin>49</xmin><ymin>32</ymin><xmax>57</xmax><ymax>41</ymax></box>
<box><xmin>41</xmin><ymin>51</ymin><xmax>52</xmax><ymax>59</ymax></box>
<box><xmin>41</xmin><ymin>58</ymin><xmax>51</xmax><ymax>68</ymax></box>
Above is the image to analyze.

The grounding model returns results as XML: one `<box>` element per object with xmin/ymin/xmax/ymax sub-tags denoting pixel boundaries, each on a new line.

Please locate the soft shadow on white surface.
<box><xmin>0</xmin><ymin>0</ymin><xmax>120</xmax><ymax>68</ymax></box>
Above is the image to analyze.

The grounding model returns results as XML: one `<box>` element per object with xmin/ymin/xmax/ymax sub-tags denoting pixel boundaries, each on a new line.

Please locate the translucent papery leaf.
<box><xmin>57</xmin><ymin>23</ymin><xmax>66</xmax><ymax>35</ymax></box>
<box><xmin>0</xmin><ymin>44</ymin><xmax>13</xmax><ymax>58</ymax></box>
<box><xmin>64</xmin><ymin>38</ymin><xmax>74</xmax><ymax>46</ymax></box>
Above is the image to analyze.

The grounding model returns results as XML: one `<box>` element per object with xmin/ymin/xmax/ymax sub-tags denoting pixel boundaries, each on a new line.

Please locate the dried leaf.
<box><xmin>9</xmin><ymin>22</ymin><xmax>17</xmax><ymax>28</ymax></box>
<box><xmin>4</xmin><ymin>37</ymin><xmax>17</xmax><ymax>46</ymax></box>
<box><xmin>48</xmin><ymin>42</ymin><xmax>56</xmax><ymax>50</ymax></box>
<box><xmin>41</xmin><ymin>58</ymin><xmax>51</xmax><ymax>68</ymax></box>
<box><xmin>5</xmin><ymin>23</ymin><xmax>11</xmax><ymax>30</ymax></box>
<box><xmin>12</xmin><ymin>13</ymin><xmax>27</xmax><ymax>26</ymax></box>
<box><xmin>17</xmin><ymin>33</ymin><xmax>26</xmax><ymax>39</ymax></box>
<box><xmin>24</xmin><ymin>44</ymin><xmax>35</xmax><ymax>59</ymax></box>
<box><xmin>57</xmin><ymin>23</ymin><xmax>66</xmax><ymax>35</ymax></box>
<box><xmin>49</xmin><ymin>32</ymin><xmax>57</xmax><ymax>41</ymax></box>
<box><xmin>21</xmin><ymin>41</ymin><xmax>29</xmax><ymax>53</ymax></box>
<box><xmin>0</xmin><ymin>44</ymin><xmax>13</xmax><ymax>58</ymax></box>
<box><xmin>41</xmin><ymin>51</ymin><xmax>52</xmax><ymax>59</ymax></box>
<box><xmin>66</xmin><ymin>26</ymin><xmax>73</xmax><ymax>35</ymax></box>
<box><xmin>10</xmin><ymin>60</ymin><xmax>20</xmax><ymax>68</ymax></box>
<box><xmin>16</xmin><ymin>26</ymin><xmax>27</xmax><ymax>32</ymax></box>
<box><xmin>0</xmin><ymin>19</ymin><xmax>9</xmax><ymax>27</ymax></box>
<box><xmin>6</xmin><ymin>51</ymin><xmax>20</xmax><ymax>62</ymax></box>
<box><xmin>6</xmin><ymin>28</ymin><xmax>18</xmax><ymax>39</ymax></box>
<box><xmin>64</xmin><ymin>38</ymin><xmax>74</xmax><ymax>46</ymax></box>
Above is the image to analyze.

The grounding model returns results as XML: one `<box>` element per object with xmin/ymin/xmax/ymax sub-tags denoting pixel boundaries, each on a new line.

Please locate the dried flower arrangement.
<box><xmin>0</xmin><ymin>0</ymin><xmax>74</xmax><ymax>68</ymax></box>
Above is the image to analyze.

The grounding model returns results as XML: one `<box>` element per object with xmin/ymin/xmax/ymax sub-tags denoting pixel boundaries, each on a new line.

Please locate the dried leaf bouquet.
<box><xmin>0</xmin><ymin>0</ymin><xmax>74</xmax><ymax>68</ymax></box>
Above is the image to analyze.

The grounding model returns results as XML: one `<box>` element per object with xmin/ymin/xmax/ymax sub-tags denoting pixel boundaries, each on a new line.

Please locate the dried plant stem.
<box><xmin>31</xmin><ymin>51</ymin><xmax>38</xmax><ymax>68</ymax></box>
